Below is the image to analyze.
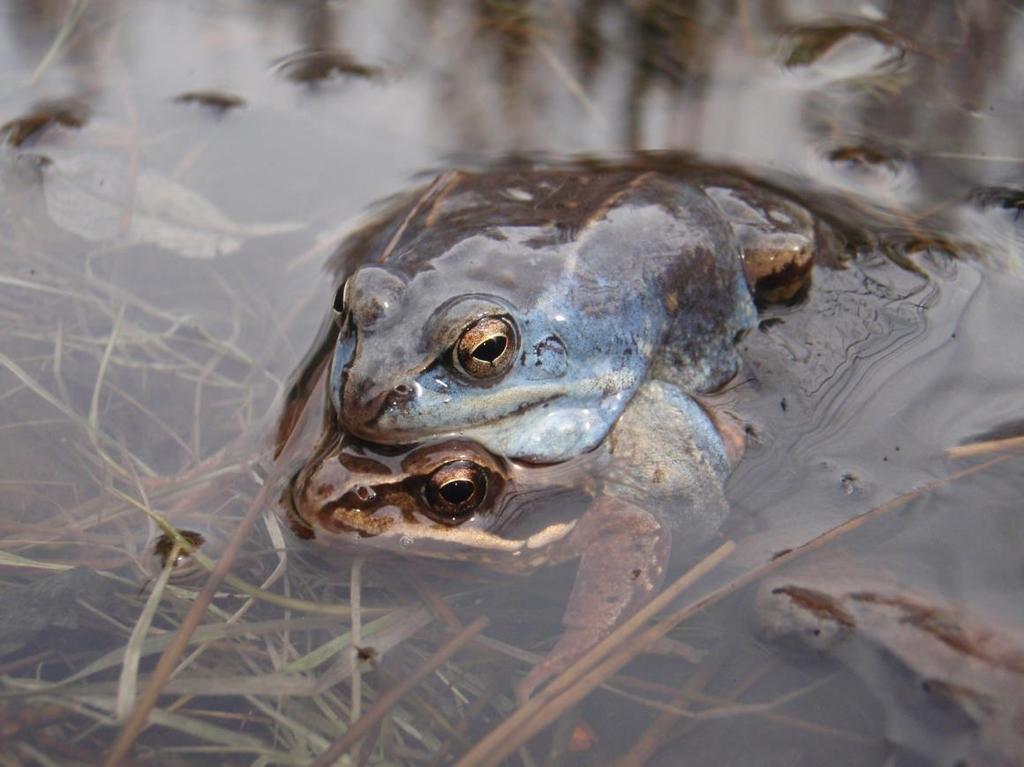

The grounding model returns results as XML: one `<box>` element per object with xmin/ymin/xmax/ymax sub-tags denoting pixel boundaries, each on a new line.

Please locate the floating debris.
<box><xmin>1</xmin><ymin>98</ymin><xmax>89</xmax><ymax>147</ymax></box>
<box><xmin>173</xmin><ymin>90</ymin><xmax>247</xmax><ymax>113</ymax></box>
<box><xmin>42</xmin><ymin>156</ymin><xmax>305</xmax><ymax>259</ymax></box>
<box><xmin>150</xmin><ymin>529</ymin><xmax>206</xmax><ymax>575</ymax></box>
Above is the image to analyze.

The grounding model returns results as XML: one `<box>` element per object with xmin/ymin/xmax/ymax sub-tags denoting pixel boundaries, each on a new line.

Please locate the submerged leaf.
<box><xmin>42</xmin><ymin>157</ymin><xmax>304</xmax><ymax>258</ymax></box>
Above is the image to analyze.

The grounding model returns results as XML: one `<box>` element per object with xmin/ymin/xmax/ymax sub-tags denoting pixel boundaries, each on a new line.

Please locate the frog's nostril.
<box><xmin>339</xmin><ymin>484</ymin><xmax>377</xmax><ymax>508</ymax></box>
<box><xmin>354</xmin><ymin>485</ymin><xmax>376</xmax><ymax>503</ymax></box>
<box><xmin>391</xmin><ymin>381</ymin><xmax>417</xmax><ymax>402</ymax></box>
<box><xmin>358</xmin><ymin>381</ymin><xmax>419</xmax><ymax>423</ymax></box>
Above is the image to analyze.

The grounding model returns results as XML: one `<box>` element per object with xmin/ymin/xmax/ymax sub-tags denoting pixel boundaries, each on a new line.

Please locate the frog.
<box><xmin>284</xmin><ymin>372</ymin><xmax>748</xmax><ymax>702</ymax></box>
<box><xmin>756</xmin><ymin>557</ymin><xmax>1024</xmax><ymax>766</ymax></box>
<box><xmin>304</xmin><ymin>165</ymin><xmax>815</xmax><ymax>464</ymax></box>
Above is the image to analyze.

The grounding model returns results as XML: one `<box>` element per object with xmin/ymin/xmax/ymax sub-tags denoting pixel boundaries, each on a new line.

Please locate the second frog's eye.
<box><xmin>423</xmin><ymin>460</ymin><xmax>488</xmax><ymax>524</ymax></box>
<box><xmin>452</xmin><ymin>316</ymin><xmax>518</xmax><ymax>380</ymax></box>
<box><xmin>332</xmin><ymin>278</ymin><xmax>351</xmax><ymax>331</ymax></box>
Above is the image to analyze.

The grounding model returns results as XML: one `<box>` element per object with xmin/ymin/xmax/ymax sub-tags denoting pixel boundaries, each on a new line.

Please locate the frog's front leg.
<box><xmin>516</xmin><ymin>495</ymin><xmax>669</xmax><ymax>703</ymax></box>
<box><xmin>516</xmin><ymin>380</ymin><xmax>737</xmax><ymax>702</ymax></box>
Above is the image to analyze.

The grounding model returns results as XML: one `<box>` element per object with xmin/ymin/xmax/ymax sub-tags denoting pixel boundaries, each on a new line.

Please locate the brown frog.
<box><xmin>285</xmin><ymin>376</ymin><xmax>748</xmax><ymax>701</ymax></box>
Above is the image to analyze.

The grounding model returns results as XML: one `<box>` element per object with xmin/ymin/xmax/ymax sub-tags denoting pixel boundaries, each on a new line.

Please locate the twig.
<box><xmin>407</xmin><ymin>569</ymin><xmax>463</xmax><ymax>630</ymax></box>
<box><xmin>946</xmin><ymin>435</ymin><xmax>1024</xmax><ymax>459</ymax></box>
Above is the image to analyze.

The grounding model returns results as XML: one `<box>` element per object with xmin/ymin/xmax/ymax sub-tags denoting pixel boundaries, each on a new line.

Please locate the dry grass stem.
<box><xmin>946</xmin><ymin>436</ymin><xmax>1024</xmax><ymax>459</ymax></box>
<box><xmin>115</xmin><ymin>544</ymin><xmax>180</xmax><ymax>721</ymax></box>
<box><xmin>350</xmin><ymin>556</ymin><xmax>365</xmax><ymax>723</ymax></box>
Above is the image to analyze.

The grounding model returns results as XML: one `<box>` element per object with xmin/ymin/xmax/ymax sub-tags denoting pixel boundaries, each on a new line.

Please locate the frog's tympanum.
<box><xmin>312</xmin><ymin>167</ymin><xmax>814</xmax><ymax>463</ymax></box>
<box><xmin>286</xmin><ymin>378</ymin><xmax>746</xmax><ymax>701</ymax></box>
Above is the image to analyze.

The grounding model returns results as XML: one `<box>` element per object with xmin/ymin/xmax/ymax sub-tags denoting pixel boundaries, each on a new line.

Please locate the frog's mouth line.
<box><xmin>380</xmin><ymin>517</ymin><xmax>578</xmax><ymax>554</ymax></box>
<box><xmin>285</xmin><ymin>474</ymin><xmax>579</xmax><ymax>555</ymax></box>
<box><xmin>362</xmin><ymin>391</ymin><xmax>564</xmax><ymax>438</ymax></box>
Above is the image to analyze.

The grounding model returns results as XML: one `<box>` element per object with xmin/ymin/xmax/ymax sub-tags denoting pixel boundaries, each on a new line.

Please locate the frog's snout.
<box><xmin>344</xmin><ymin>378</ymin><xmax>421</xmax><ymax>434</ymax></box>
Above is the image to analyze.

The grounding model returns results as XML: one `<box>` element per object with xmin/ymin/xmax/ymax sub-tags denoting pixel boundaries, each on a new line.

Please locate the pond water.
<box><xmin>0</xmin><ymin>1</ymin><xmax>1022</xmax><ymax>765</ymax></box>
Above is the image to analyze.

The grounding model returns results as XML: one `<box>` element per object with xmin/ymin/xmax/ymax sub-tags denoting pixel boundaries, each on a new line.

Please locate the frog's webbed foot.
<box><xmin>516</xmin><ymin>496</ymin><xmax>669</xmax><ymax>704</ymax></box>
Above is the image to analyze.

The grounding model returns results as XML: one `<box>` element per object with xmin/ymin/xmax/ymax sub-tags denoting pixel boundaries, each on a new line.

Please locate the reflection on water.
<box><xmin>0</xmin><ymin>1</ymin><xmax>1022</xmax><ymax>764</ymax></box>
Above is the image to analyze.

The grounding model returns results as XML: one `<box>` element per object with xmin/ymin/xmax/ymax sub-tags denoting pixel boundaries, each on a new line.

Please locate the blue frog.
<box><xmin>316</xmin><ymin>166</ymin><xmax>814</xmax><ymax>463</ymax></box>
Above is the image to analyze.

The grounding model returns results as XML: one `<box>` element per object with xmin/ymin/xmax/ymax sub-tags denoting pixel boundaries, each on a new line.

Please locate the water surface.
<box><xmin>0</xmin><ymin>2</ymin><xmax>1022</xmax><ymax>765</ymax></box>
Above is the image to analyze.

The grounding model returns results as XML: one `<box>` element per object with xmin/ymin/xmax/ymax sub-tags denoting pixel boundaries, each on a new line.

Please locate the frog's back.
<box><xmin>330</xmin><ymin>167</ymin><xmax>755</xmax><ymax>394</ymax></box>
<box><xmin>331</xmin><ymin>169</ymin><xmax>660</xmax><ymax>278</ymax></box>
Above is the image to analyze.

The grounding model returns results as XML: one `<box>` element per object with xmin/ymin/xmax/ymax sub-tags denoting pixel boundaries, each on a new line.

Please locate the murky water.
<box><xmin>0</xmin><ymin>1</ymin><xmax>1022</xmax><ymax>765</ymax></box>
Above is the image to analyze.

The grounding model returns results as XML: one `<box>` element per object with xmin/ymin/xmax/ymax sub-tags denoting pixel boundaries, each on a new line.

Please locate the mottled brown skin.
<box><xmin>287</xmin><ymin>432</ymin><xmax>673</xmax><ymax>702</ymax></box>
<box><xmin>284</xmin><ymin>377</ymin><xmax>741</xmax><ymax>702</ymax></box>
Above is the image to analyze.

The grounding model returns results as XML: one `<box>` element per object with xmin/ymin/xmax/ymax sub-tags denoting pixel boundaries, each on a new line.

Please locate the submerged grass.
<box><xmin>0</xmin><ymin>199</ymin><xmax>542</xmax><ymax>765</ymax></box>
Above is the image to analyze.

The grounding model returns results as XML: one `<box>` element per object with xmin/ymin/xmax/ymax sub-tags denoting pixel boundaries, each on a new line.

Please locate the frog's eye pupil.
<box><xmin>332</xmin><ymin>282</ymin><xmax>346</xmax><ymax>314</ymax></box>
<box><xmin>454</xmin><ymin>316</ymin><xmax>518</xmax><ymax>380</ymax></box>
<box><xmin>439</xmin><ymin>479</ymin><xmax>474</xmax><ymax>505</ymax></box>
<box><xmin>471</xmin><ymin>335</ymin><xmax>507</xmax><ymax>363</ymax></box>
<box><xmin>424</xmin><ymin>460</ymin><xmax>488</xmax><ymax>524</ymax></box>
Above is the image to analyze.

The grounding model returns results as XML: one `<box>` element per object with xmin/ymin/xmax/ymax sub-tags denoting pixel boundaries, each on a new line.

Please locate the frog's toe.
<box><xmin>516</xmin><ymin>658</ymin><xmax>554</xmax><ymax>705</ymax></box>
<box><xmin>515</xmin><ymin>625</ymin><xmax>605</xmax><ymax>705</ymax></box>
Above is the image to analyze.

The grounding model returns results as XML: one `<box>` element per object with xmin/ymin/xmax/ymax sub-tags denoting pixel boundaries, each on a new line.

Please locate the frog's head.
<box><xmin>287</xmin><ymin>436</ymin><xmax>583</xmax><ymax>561</ymax></box>
<box><xmin>329</xmin><ymin>259</ymin><xmax>624</xmax><ymax>462</ymax></box>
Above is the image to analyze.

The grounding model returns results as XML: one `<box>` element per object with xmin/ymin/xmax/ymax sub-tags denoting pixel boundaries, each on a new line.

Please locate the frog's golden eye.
<box><xmin>423</xmin><ymin>460</ymin><xmax>488</xmax><ymax>524</ymax></box>
<box><xmin>333</xmin><ymin>278</ymin><xmax>357</xmax><ymax>337</ymax></box>
<box><xmin>453</xmin><ymin>316</ymin><xmax>518</xmax><ymax>380</ymax></box>
<box><xmin>332</xmin><ymin>278</ymin><xmax>350</xmax><ymax>325</ymax></box>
